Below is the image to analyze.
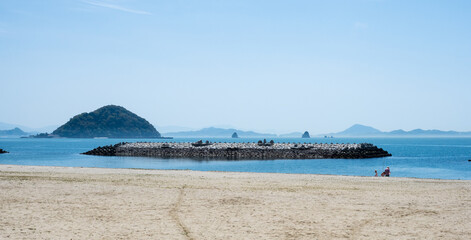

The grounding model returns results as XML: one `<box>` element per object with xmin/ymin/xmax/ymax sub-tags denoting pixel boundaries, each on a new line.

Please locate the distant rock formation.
<box><xmin>302</xmin><ymin>131</ymin><xmax>310</xmax><ymax>138</ymax></box>
<box><xmin>52</xmin><ymin>105</ymin><xmax>161</xmax><ymax>138</ymax></box>
<box><xmin>0</xmin><ymin>148</ymin><xmax>8</xmax><ymax>154</ymax></box>
<box><xmin>232</xmin><ymin>132</ymin><xmax>239</xmax><ymax>138</ymax></box>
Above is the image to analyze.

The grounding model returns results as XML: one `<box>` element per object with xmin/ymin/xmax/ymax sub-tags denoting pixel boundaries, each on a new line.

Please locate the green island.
<box><xmin>51</xmin><ymin>105</ymin><xmax>163</xmax><ymax>138</ymax></box>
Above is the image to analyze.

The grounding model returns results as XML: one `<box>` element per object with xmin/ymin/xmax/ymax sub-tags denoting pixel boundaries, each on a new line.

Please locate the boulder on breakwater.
<box><xmin>83</xmin><ymin>141</ymin><xmax>392</xmax><ymax>160</ymax></box>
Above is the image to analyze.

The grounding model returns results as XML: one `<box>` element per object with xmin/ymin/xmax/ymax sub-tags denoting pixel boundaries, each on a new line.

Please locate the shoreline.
<box><xmin>1</xmin><ymin>164</ymin><xmax>470</xmax><ymax>239</ymax></box>
<box><xmin>0</xmin><ymin>164</ymin><xmax>468</xmax><ymax>181</ymax></box>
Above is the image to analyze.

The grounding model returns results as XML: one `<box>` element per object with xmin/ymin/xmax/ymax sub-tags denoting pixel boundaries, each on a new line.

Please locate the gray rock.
<box><xmin>302</xmin><ymin>131</ymin><xmax>310</xmax><ymax>138</ymax></box>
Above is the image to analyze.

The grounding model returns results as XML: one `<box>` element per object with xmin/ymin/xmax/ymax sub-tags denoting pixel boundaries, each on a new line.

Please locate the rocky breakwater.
<box><xmin>82</xmin><ymin>142</ymin><xmax>127</xmax><ymax>156</ymax></box>
<box><xmin>0</xmin><ymin>148</ymin><xmax>8</xmax><ymax>154</ymax></box>
<box><xmin>83</xmin><ymin>141</ymin><xmax>392</xmax><ymax>160</ymax></box>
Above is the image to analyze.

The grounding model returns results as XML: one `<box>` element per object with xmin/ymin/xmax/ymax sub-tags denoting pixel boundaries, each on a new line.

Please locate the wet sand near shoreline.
<box><xmin>0</xmin><ymin>165</ymin><xmax>470</xmax><ymax>239</ymax></box>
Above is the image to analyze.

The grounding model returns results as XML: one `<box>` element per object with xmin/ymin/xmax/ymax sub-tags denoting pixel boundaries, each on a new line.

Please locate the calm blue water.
<box><xmin>0</xmin><ymin>137</ymin><xmax>470</xmax><ymax>180</ymax></box>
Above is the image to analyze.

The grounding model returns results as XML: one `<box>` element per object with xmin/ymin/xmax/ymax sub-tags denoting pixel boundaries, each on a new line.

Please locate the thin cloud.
<box><xmin>83</xmin><ymin>0</ymin><xmax>151</xmax><ymax>15</ymax></box>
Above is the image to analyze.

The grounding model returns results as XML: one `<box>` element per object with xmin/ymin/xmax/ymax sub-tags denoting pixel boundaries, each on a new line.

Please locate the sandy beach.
<box><xmin>0</xmin><ymin>165</ymin><xmax>470</xmax><ymax>239</ymax></box>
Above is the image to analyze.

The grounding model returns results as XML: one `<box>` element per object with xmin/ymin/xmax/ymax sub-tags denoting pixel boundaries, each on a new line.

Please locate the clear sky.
<box><xmin>1</xmin><ymin>0</ymin><xmax>470</xmax><ymax>134</ymax></box>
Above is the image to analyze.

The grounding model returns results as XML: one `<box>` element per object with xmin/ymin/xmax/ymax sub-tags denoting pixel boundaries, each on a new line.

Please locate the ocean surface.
<box><xmin>0</xmin><ymin>137</ymin><xmax>470</xmax><ymax>180</ymax></box>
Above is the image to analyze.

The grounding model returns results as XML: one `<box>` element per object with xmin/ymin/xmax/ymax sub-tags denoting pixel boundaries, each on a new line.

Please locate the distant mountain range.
<box><xmin>163</xmin><ymin>124</ymin><xmax>471</xmax><ymax>138</ymax></box>
<box><xmin>0</xmin><ymin>122</ymin><xmax>58</xmax><ymax>133</ymax></box>
<box><xmin>163</xmin><ymin>127</ymin><xmax>276</xmax><ymax>138</ymax></box>
<box><xmin>2</xmin><ymin>119</ymin><xmax>471</xmax><ymax>138</ymax></box>
<box><xmin>0</xmin><ymin>127</ymin><xmax>30</xmax><ymax>137</ymax></box>
<box><xmin>328</xmin><ymin>124</ymin><xmax>471</xmax><ymax>137</ymax></box>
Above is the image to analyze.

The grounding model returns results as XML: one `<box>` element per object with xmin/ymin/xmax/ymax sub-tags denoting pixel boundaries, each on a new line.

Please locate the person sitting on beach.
<box><xmin>374</xmin><ymin>170</ymin><xmax>378</xmax><ymax>177</ymax></box>
<box><xmin>382</xmin><ymin>167</ymin><xmax>390</xmax><ymax>177</ymax></box>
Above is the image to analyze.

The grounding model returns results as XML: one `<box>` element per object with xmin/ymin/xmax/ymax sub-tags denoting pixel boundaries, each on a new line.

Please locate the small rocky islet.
<box><xmin>0</xmin><ymin>148</ymin><xmax>8</xmax><ymax>154</ymax></box>
<box><xmin>83</xmin><ymin>140</ymin><xmax>392</xmax><ymax>160</ymax></box>
<box><xmin>231</xmin><ymin>132</ymin><xmax>239</xmax><ymax>138</ymax></box>
<box><xmin>302</xmin><ymin>131</ymin><xmax>310</xmax><ymax>138</ymax></box>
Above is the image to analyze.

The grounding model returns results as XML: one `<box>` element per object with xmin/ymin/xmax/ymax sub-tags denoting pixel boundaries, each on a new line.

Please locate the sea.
<box><xmin>0</xmin><ymin>137</ymin><xmax>470</xmax><ymax>180</ymax></box>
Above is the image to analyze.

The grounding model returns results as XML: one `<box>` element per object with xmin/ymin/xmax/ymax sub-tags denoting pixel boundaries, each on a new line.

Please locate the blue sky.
<box><xmin>1</xmin><ymin>0</ymin><xmax>470</xmax><ymax>134</ymax></box>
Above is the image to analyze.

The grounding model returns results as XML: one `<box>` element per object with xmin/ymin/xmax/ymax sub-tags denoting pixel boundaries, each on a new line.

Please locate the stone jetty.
<box><xmin>83</xmin><ymin>141</ymin><xmax>392</xmax><ymax>160</ymax></box>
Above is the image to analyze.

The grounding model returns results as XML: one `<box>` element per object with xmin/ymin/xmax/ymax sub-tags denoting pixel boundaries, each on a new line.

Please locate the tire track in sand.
<box><xmin>170</xmin><ymin>185</ymin><xmax>194</xmax><ymax>240</ymax></box>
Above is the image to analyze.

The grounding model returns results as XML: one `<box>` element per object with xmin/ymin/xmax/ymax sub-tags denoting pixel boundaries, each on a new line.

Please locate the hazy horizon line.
<box><xmin>1</xmin><ymin>121</ymin><xmax>470</xmax><ymax>135</ymax></box>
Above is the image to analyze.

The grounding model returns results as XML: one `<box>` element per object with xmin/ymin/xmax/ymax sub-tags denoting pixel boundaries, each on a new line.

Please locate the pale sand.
<box><xmin>0</xmin><ymin>165</ymin><xmax>470</xmax><ymax>239</ymax></box>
